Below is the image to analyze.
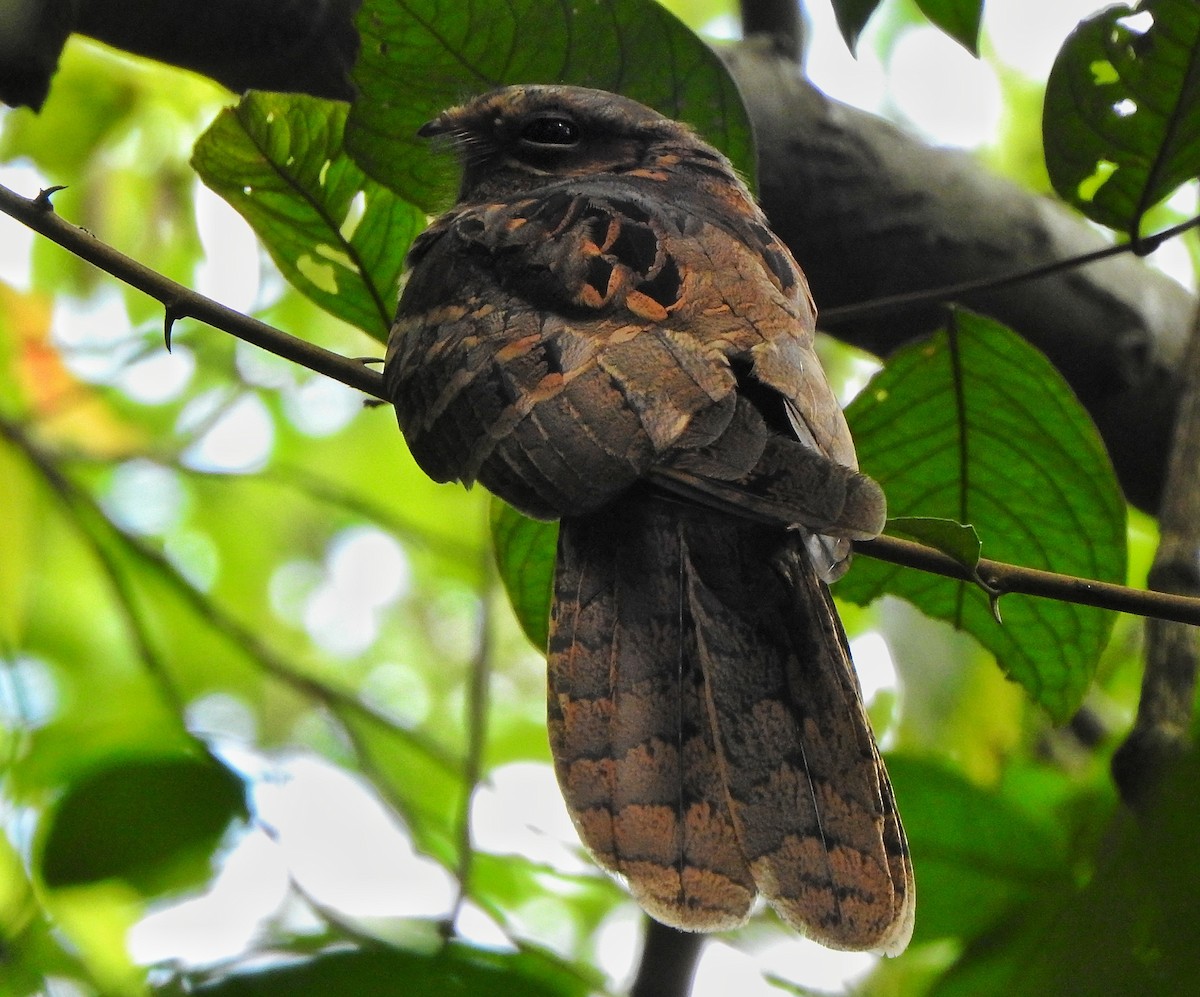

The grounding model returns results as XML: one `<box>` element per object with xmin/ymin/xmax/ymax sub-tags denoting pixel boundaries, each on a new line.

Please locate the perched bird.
<box><xmin>384</xmin><ymin>85</ymin><xmax>914</xmax><ymax>954</ymax></box>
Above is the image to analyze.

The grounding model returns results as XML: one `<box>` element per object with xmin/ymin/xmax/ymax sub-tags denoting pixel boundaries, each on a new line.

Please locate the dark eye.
<box><xmin>520</xmin><ymin>116</ymin><xmax>580</xmax><ymax>147</ymax></box>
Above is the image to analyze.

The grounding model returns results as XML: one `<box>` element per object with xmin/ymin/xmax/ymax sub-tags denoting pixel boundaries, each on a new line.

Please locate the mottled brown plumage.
<box><xmin>384</xmin><ymin>85</ymin><xmax>913</xmax><ymax>953</ymax></box>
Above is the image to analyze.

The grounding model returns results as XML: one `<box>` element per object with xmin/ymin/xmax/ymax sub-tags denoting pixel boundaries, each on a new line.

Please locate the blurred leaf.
<box><xmin>189</xmin><ymin>940</ymin><xmax>594</xmax><ymax>996</ymax></box>
<box><xmin>0</xmin><ymin>433</ymin><xmax>41</xmax><ymax>646</ymax></box>
<box><xmin>831</xmin><ymin>0</ymin><xmax>982</xmax><ymax>53</ymax></box>
<box><xmin>193</xmin><ymin>92</ymin><xmax>423</xmax><ymax>341</ymax></box>
<box><xmin>0</xmin><ymin>832</ymin><xmax>94</xmax><ymax>997</ymax></box>
<box><xmin>887</xmin><ymin>516</ymin><xmax>982</xmax><ymax>571</ymax></box>
<box><xmin>0</xmin><ymin>44</ymin><xmax>141</xmax><ymax>178</ymax></box>
<box><xmin>1044</xmin><ymin>0</ymin><xmax>1200</xmax><ymax>233</ymax></box>
<box><xmin>839</xmin><ymin>312</ymin><xmax>1126</xmax><ymax>721</ymax></box>
<box><xmin>932</xmin><ymin>749</ymin><xmax>1200</xmax><ymax>996</ymax></box>
<box><xmin>490</xmin><ymin>499</ymin><xmax>556</xmax><ymax>651</ymax></box>
<box><xmin>915</xmin><ymin>0</ymin><xmax>984</xmax><ymax>55</ymax></box>
<box><xmin>346</xmin><ymin>0</ymin><xmax>754</xmax><ymax>211</ymax></box>
<box><xmin>39</xmin><ymin>753</ymin><xmax>247</xmax><ymax>894</ymax></box>
<box><xmin>831</xmin><ymin>0</ymin><xmax>884</xmax><ymax>50</ymax></box>
<box><xmin>41</xmin><ymin>881</ymin><xmax>147</xmax><ymax>997</ymax></box>
<box><xmin>887</xmin><ymin>756</ymin><xmax>1069</xmax><ymax>946</ymax></box>
<box><xmin>333</xmin><ymin>703</ymin><xmax>465</xmax><ymax>868</ymax></box>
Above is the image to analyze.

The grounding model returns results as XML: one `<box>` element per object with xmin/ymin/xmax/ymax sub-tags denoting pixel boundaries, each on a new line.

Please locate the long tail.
<box><xmin>547</xmin><ymin>492</ymin><xmax>914</xmax><ymax>953</ymax></box>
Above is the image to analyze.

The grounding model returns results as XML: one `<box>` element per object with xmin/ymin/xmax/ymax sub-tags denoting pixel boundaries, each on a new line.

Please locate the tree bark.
<box><xmin>721</xmin><ymin>39</ymin><xmax>1193</xmax><ymax>511</ymax></box>
<box><xmin>4</xmin><ymin>1</ymin><xmax>1194</xmax><ymax>509</ymax></box>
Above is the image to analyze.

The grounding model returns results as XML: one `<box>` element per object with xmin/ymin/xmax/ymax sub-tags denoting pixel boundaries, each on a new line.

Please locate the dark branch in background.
<box><xmin>739</xmin><ymin>0</ymin><xmax>803</xmax><ymax>61</ymax></box>
<box><xmin>2</xmin><ymin>180</ymin><xmax>1197</xmax><ymax>623</ymax></box>
<box><xmin>630</xmin><ymin>921</ymin><xmax>705</xmax><ymax>997</ymax></box>
<box><xmin>1111</xmin><ymin>297</ymin><xmax>1200</xmax><ymax>809</ymax></box>
<box><xmin>719</xmin><ymin>41</ymin><xmax>1194</xmax><ymax>512</ymax></box>
<box><xmin>4</xmin><ymin>3</ymin><xmax>1200</xmax><ymax>993</ymax></box>
<box><xmin>3</xmin><ymin>0</ymin><xmax>1195</xmax><ymax>512</ymax></box>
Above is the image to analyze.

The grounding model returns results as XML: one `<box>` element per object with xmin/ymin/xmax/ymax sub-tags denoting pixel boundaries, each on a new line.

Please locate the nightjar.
<box><xmin>384</xmin><ymin>85</ymin><xmax>914</xmax><ymax>954</ymax></box>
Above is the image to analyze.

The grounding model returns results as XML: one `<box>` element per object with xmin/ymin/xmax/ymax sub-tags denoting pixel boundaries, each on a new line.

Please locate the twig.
<box><xmin>448</xmin><ymin>530</ymin><xmax>497</xmax><ymax>930</ymax></box>
<box><xmin>5</xmin><ymin>181</ymin><xmax>1200</xmax><ymax>628</ymax></box>
<box><xmin>821</xmin><ymin>213</ymin><xmax>1200</xmax><ymax>326</ymax></box>
<box><xmin>0</xmin><ymin>182</ymin><xmax>386</xmax><ymax>401</ymax></box>
<box><xmin>0</xmin><ymin>416</ymin><xmax>458</xmax><ymax>778</ymax></box>
<box><xmin>858</xmin><ymin>534</ymin><xmax>1200</xmax><ymax>626</ymax></box>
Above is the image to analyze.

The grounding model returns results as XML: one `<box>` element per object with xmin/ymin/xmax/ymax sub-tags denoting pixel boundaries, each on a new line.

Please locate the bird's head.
<box><xmin>420</xmin><ymin>85</ymin><xmax>736</xmax><ymax>202</ymax></box>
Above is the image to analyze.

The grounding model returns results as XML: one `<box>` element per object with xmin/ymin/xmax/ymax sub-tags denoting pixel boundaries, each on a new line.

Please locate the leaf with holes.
<box><xmin>1043</xmin><ymin>0</ymin><xmax>1200</xmax><ymax>233</ymax></box>
<box><xmin>193</xmin><ymin>91</ymin><xmax>424</xmax><ymax>342</ymax></box>
<box><xmin>837</xmin><ymin>312</ymin><xmax>1126</xmax><ymax>721</ymax></box>
<box><xmin>346</xmin><ymin>0</ymin><xmax>754</xmax><ymax>212</ymax></box>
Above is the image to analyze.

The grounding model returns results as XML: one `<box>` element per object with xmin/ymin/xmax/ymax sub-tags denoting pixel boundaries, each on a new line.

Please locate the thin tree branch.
<box><xmin>0</xmin><ymin>415</ymin><xmax>458</xmax><ymax>777</ymax></box>
<box><xmin>858</xmin><ymin>535</ymin><xmax>1200</xmax><ymax>627</ymax></box>
<box><xmin>822</xmin><ymin>213</ymin><xmax>1200</xmax><ymax>326</ymax></box>
<box><xmin>739</xmin><ymin>0</ymin><xmax>804</xmax><ymax>61</ymax></box>
<box><xmin>0</xmin><ymin>181</ymin><xmax>386</xmax><ymax>401</ymax></box>
<box><xmin>448</xmin><ymin>533</ymin><xmax>497</xmax><ymax>929</ymax></box>
<box><xmin>629</xmin><ymin>920</ymin><xmax>705</xmax><ymax>997</ymax></box>
<box><xmin>5</xmin><ymin>179</ymin><xmax>1200</xmax><ymax>629</ymax></box>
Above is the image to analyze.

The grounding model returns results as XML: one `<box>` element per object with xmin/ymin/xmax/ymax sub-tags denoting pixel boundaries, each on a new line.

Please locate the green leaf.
<box><xmin>331</xmin><ymin>703</ymin><xmax>464</xmax><ymax>868</ymax></box>
<box><xmin>830</xmin><ymin>0</ymin><xmax>885</xmax><ymax>51</ymax></box>
<box><xmin>189</xmin><ymin>940</ymin><xmax>593</xmax><ymax>997</ymax></box>
<box><xmin>830</xmin><ymin>0</ymin><xmax>982</xmax><ymax>54</ymax></box>
<box><xmin>192</xmin><ymin>92</ymin><xmax>424</xmax><ymax>341</ymax></box>
<box><xmin>887</xmin><ymin>516</ymin><xmax>982</xmax><ymax>572</ymax></box>
<box><xmin>0</xmin><ymin>432</ymin><xmax>41</xmax><ymax>646</ymax></box>
<box><xmin>346</xmin><ymin>0</ymin><xmax>754</xmax><ymax>212</ymax></box>
<box><xmin>1043</xmin><ymin>0</ymin><xmax>1200</xmax><ymax>233</ymax></box>
<box><xmin>839</xmin><ymin>312</ymin><xmax>1127</xmax><ymax>721</ymax></box>
<box><xmin>39</xmin><ymin>753</ymin><xmax>247</xmax><ymax>894</ymax></box>
<box><xmin>490</xmin><ymin>498</ymin><xmax>556</xmax><ymax>651</ymax></box>
<box><xmin>931</xmin><ymin>750</ymin><xmax>1200</xmax><ymax>996</ymax></box>
<box><xmin>887</xmin><ymin>757</ymin><xmax>1070</xmax><ymax>946</ymax></box>
<box><xmin>915</xmin><ymin>0</ymin><xmax>984</xmax><ymax>55</ymax></box>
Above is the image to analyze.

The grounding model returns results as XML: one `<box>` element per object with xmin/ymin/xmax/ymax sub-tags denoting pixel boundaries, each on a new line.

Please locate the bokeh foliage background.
<box><xmin>1</xmin><ymin>1</ymin><xmax>1199</xmax><ymax>995</ymax></box>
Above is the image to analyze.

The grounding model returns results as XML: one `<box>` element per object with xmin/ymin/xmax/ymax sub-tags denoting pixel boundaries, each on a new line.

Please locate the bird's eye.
<box><xmin>519</xmin><ymin>116</ymin><xmax>580</xmax><ymax>147</ymax></box>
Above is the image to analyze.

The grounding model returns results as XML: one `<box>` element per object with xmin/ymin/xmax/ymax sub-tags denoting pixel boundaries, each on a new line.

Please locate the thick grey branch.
<box><xmin>1112</xmin><ymin>298</ymin><xmax>1200</xmax><ymax>808</ymax></box>
<box><xmin>721</xmin><ymin>40</ymin><xmax>1195</xmax><ymax>511</ymax></box>
<box><xmin>7</xmin><ymin>2</ymin><xmax>1196</xmax><ymax>510</ymax></box>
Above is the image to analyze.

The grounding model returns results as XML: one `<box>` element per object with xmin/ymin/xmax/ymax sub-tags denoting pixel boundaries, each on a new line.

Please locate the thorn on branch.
<box><xmin>34</xmin><ymin>185</ymin><xmax>68</xmax><ymax>209</ymax></box>
<box><xmin>164</xmin><ymin>304</ymin><xmax>184</xmax><ymax>351</ymax></box>
<box><xmin>987</xmin><ymin>590</ymin><xmax>1004</xmax><ymax>625</ymax></box>
<box><xmin>971</xmin><ymin>566</ymin><xmax>1004</xmax><ymax>618</ymax></box>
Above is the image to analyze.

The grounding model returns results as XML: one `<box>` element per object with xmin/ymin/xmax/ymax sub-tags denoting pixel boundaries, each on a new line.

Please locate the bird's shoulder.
<box><xmin>401</xmin><ymin>174</ymin><xmax>809</xmax><ymax>325</ymax></box>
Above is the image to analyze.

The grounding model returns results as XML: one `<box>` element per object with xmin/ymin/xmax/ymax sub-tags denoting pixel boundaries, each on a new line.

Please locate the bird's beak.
<box><xmin>417</xmin><ymin>114</ymin><xmax>451</xmax><ymax>139</ymax></box>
